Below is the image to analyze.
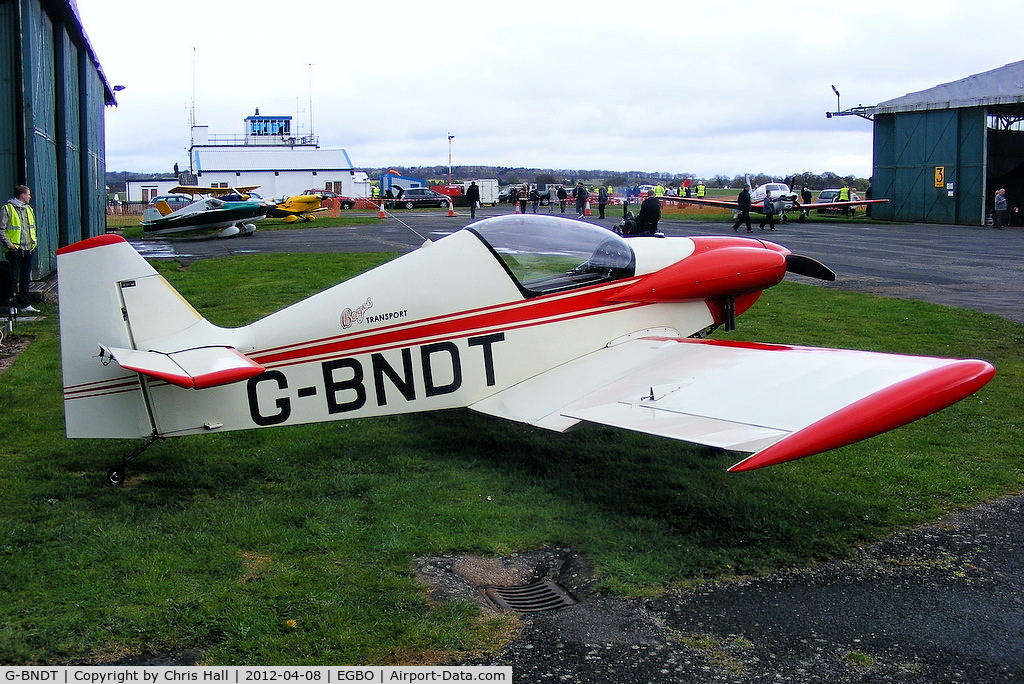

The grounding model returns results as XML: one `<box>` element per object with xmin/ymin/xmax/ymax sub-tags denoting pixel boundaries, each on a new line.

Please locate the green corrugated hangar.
<box><xmin>867</xmin><ymin>61</ymin><xmax>1024</xmax><ymax>226</ymax></box>
<box><xmin>0</xmin><ymin>0</ymin><xmax>116</xmax><ymax>276</ymax></box>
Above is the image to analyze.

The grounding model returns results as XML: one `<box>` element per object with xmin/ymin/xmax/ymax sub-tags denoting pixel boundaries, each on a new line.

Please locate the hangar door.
<box><xmin>872</xmin><ymin>108</ymin><xmax>986</xmax><ymax>225</ymax></box>
<box><xmin>988</xmin><ymin>123</ymin><xmax>1024</xmax><ymax>226</ymax></box>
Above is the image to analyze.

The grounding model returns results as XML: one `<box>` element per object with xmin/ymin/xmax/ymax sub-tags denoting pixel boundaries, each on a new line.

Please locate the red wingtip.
<box><xmin>728</xmin><ymin>358</ymin><xmax>996</xmax><ymax>472</ymax></box>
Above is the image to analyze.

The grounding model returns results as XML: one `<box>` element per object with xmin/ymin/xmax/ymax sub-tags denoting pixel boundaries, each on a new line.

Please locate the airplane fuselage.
<box><xmin>750</xmin><ymin>183</ymin><xmax>799</xmax><ymax>214</ymax></box>
<box><xmin>59</xmin><ymin>220</ymin><xmax>729</xmax><ymax>438</ymax></box>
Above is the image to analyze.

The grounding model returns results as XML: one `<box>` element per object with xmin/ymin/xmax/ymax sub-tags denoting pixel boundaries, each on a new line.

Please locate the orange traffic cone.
<box><xmin>584</xmin><ymin>200</ymin><xmax>592</xmax><ymax>216</ymax></box>
<box><xmin>447</xmin><ymin>201</ymin><xmax>456</xmax><ymax>217</ymax></box>
<box><xmin>378</xmin><ymin>202</ymin><xmax>386</xmax><ymax>219</ymax></box>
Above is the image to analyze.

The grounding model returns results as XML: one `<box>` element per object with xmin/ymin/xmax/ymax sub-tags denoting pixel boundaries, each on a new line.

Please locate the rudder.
<box><xmin>57</xmin><ymin>235</ymin><xmax>210</xmax><ymax>438</ymax></box>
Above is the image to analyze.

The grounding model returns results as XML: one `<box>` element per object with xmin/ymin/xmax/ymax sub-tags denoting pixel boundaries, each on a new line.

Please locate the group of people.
<box><xmin>1</xmin><ymin>184</ymin><xmax>39</xmax><ymax>315</ymax></box>
<box><xmin>506</xmin><ymin>182</ymin><xmax>611</xmax><ymax>219</ymax></box>
<box><xmin>625</xmin><ymin>182</ymin><xmax>706</xmax><ymax>200</ymax></box>
<box><xmin>730</xmin><ymin>184</ymin><xmax>777</xmax><ymax>233</ymax></box>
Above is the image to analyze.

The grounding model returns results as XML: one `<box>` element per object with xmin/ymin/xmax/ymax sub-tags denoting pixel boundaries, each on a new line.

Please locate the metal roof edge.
<box><xmin>873</xmin><ymin>61</ymin><xmax>1024</xmax><ymax>115</ymax></box>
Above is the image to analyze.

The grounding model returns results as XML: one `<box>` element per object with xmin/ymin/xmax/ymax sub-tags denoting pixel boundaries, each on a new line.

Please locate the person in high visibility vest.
<box><xmin>695</xmin><ymin>181</ymin><xmax>706</xmax><ymax>197</ymax></box>
<box><xmin>838</xmin><ymin>185</ymin><xmax>851</xmax><ymax>216</ymax></box>
<box><xmin>1</xmin><ymin>185</ymin><xmax>39</xmax><ymax>313</ymax></box>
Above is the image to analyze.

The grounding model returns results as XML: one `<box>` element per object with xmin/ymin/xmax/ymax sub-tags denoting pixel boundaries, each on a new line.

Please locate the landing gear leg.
<box><xmin>723</xmin><ymin>295</ymin><xmax>736</xmax><ymax>332</ymax></box>
<box><xmin>107</xmin><ymin>434</ymin><xmax>161</xmax><ymax>485</ymax></box>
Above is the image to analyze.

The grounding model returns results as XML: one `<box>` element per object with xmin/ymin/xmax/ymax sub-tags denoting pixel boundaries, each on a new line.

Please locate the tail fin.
<box><xmin>58</xmin><ymin>235</ymin><xmax>260</xmax><ymax>438</ymax></box>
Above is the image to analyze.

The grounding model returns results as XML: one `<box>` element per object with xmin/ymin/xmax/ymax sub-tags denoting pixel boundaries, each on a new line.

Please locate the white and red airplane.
<box><xmin>666</xmin><ymin>181</ymin><xmax>887</xmax><ymax>223</ymax></box>
<box><xmin>57</xmin><ymin>215</ymin><xmax>994</xmax><ymax>484</ymax></box>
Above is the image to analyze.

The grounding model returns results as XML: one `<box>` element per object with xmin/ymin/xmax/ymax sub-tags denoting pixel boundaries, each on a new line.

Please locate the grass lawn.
<box><xmin>1</xmin><ymin>252</ymin><xmax>1021</xmax><ymax>665</ymax></box>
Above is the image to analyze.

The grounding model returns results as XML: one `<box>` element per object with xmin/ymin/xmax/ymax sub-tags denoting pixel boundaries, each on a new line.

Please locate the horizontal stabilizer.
<box><xmin>100</xmin><ymin>344</ymin><xmax>265</xmax><ymax>390</ymax></box>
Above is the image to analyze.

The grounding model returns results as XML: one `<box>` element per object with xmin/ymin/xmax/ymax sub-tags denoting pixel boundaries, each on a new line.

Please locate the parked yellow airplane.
<box><xmin>266</xmin><ymin>194</ymin><xmax>330</xmax><ymax>223</ymax></box>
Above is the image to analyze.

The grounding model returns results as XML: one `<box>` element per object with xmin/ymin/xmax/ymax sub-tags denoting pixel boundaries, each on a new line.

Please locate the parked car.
<box><xmin>218</xmin><ymin>190</ymin><xmax>272</xmax><ymax>206</ymax></box>
<box><xmin>815</xmin><ymin>189</ymin><xmax>842</xmax><ymax>215</ymax></box>
<box><xmin>147</xmin><ymin>194</ymin><xmax>194</xmax><ymax>209</ymax></box>
<box><xmin>303</xmin><ymin>190</ymin><xmax>356</xmax><ymax>209</ymax></box>
<box><xmin>387</xmin><ymin>187</ymin><xmax>452</xmax><ymax>209</ymax></box>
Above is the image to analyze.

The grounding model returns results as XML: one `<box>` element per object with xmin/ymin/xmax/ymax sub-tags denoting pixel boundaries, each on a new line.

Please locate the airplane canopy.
<box><xmin>466</xmin><ymin>215</ymin><xmax>636</xmax><ymax>296</ymax></box>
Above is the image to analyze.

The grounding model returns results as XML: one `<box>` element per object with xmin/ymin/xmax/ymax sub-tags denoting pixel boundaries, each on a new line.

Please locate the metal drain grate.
<box><xmin>483</xmin><ymin>581</ymin><xmax>577</xmax><ymax>613</ymax></box>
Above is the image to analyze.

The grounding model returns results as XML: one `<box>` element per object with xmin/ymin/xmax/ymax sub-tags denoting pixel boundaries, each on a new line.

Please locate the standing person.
<box><xmin>529</xmin><ymin>186</ymin><xmax>540</xmax><ymax>213</ymax></box>
<box><xmin>572</xmin><ymin>182</ymin><xmax>588</xmax><ymax>218</ymax></box>
<box><xmin>838</xmin><ymin>184</ymin><xmax>851</xmax><ymax>216</ymax></box>
<box><xmin>556</xmin><ymin>185</ymin><xmax>568</xmax><ymax>213</ymax></box>
<box><xmin>1</xmin><ymin>185</ymin><xmax>39</xmax><ymax>313</ymax></box>
<box><xmin>798</xmin><ymin>185</ymin><xmax>813</xmax><ymax>222</ymax></box>
<box><xmin>694</xmin><ymin>181</ymin><xmax>706</xmax><ymax>197</ymax></box>
<box><xmin>994</xmin><ymin>188</ymin><xmax>1008</xmax><ymax>230</ymax></box>
<box><xmin>518</xmin><ymin>184</ymin><xmax>528</xmax><ymax>215</ymax></box>
<box><xmin>759</xmin><ymin>190</ymin><xmax>776</xmax><ymax>231</ymax></box>
<box><xmin>597</xmin><ymin>185</ymin><xmax>608</xmax><ymax>219</ymax></box>
<box><xmin>465</xmin><ymin>181</ymin><xmax>481</xmax><ymax>220</ymax></box>
<box><xmin>864</xmin><ymin>179</ymin><xmax>873</xmax><ymax>217</ymax></box>
<box><xmin>732</xmin><ymin>184</ymin><xmax>753</xmax><ymax>233</ymax></box>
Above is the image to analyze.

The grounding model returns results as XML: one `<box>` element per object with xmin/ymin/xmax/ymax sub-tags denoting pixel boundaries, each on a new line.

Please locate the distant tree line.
<box><xmin>104</xmin><ymin>170</ymin><xmax>171</xmax><ymax>195</ymax></box>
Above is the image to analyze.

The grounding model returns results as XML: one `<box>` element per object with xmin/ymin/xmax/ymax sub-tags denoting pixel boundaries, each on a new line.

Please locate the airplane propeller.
<box><xmin>785</xmin><ymin>254</ymin><xmax>836</xmax><ymax>281</ymax></box>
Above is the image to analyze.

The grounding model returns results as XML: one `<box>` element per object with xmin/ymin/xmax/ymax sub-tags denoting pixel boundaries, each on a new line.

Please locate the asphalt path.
<box><xmin>129</xmin><ymin>207</ymin><xmax>1024</xmax><ymax>681</ymax></box>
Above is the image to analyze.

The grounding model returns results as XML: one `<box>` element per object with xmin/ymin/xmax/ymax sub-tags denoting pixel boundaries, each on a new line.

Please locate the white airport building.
<box><xmin>125</xmin><ymin>111</ymin><xmax>371</xmax><ymax>202</ymax></box>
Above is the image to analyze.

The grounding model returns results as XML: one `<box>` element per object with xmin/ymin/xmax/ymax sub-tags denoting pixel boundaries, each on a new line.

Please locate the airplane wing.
<box><xmin>171</xmin><ymin>185</ymin><xmax>261</xmax><ymax>197</ymax></box>
<box><xmin>660</xmin><ymin>196</ymin><xmax>740</xmax><ymax>211</ymax></box>
<box><xmin>659</xmin><ymin>196</ymin><xmax>888</xmax><ymax>212</ymax></box>
<box><xmin>269</xmin><ymin>206</ymin><xmax>329</xmax><ymax>217</ymax></box>
<box><xmin>470</xmin><ymin>336</ymin><xmax>993</xmax><ymax>472</ymax></box>
<box><xmin>796</xmin><ymin>199</ymin><xmax>888</xmax><ymax>210</ymax></box>
<box><xmin>99</xmin><ymin>344</ymin><xmax>266</xmax><ymax>390</ymax></box>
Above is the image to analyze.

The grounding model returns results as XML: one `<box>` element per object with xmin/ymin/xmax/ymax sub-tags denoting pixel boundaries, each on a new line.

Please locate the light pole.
<box><xmin>447</xmin><ymin>133</ymin><xmax>454</xmax><ymax>185</ymax></box>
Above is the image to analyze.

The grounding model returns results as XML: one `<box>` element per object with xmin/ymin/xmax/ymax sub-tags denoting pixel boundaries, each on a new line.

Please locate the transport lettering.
<box><xmin>247</xmin><ymin>333</ymin><xmax>505</xmax><ymax>426</ymax></box>
<box><xmin>366</xmin><ymin>310</ymin><xmax>408</xmax><ymax>324</ymax></box>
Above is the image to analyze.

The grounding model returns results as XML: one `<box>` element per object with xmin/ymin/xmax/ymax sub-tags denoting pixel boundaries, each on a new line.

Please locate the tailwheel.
<box><xmin>107</xmin><ymin>467</ymin><xmax>126</xmax><ymax>486</ymax></box>
<box><xmin>106</xmin><ymin>434</ymin><xmax>161</xmax><ymax>486</ymax></box>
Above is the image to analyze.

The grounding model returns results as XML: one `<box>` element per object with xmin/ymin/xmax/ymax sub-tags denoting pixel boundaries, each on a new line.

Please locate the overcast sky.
<box><xmin>75</xmin><ymin>0</ymin><xmax>1024</xmax><ymax>180</ymax></box>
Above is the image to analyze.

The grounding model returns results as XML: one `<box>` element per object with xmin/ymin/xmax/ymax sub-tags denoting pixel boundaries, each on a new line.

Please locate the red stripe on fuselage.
<box><xmin>251</xmin><ymin>279</ymin><xmax>646</xmax><ymax>369</ymax></box>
